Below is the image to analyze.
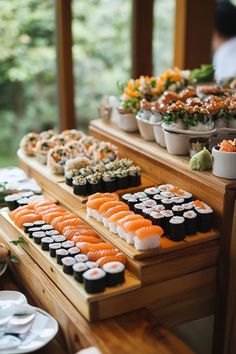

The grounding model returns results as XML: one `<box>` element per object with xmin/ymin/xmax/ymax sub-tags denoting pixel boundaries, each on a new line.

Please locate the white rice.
<box><xmin>103</xmin><ymin>261</ymin><xmax>125</xmax><ymax>273</ymax></box>
<box><xmin>83</xmin><ymin>268</ymin><xmax>106</xmax><ymax>280</ymax></box>
<box><xmin>134</xmin><ymin>234</ymin><xmax>161</xmax><ymax>250</ymax></box>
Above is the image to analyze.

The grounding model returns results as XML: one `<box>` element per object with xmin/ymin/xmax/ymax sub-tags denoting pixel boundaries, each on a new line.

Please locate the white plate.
<box><xmin>0</xmin><ymin>307</ymin><xmax>58</xmax><ymax>354</ymax></box>
<box><xmin>162</xmin><ymin>124</ymin><xmax>215</xmax><ymax>136</ymax></box>
<box><xmin>0</xmin><ymin>291</ymin><xmax>27</xmax><ymax>308</ymax></box>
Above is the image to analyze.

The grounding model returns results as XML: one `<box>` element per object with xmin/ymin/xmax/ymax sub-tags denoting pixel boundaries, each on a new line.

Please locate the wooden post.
<box><xmin>131</xmin><ymin>0</ymin><xmax>154</xmax><ymax>78</ymax></box>
<box><xmin>56</xmin><ymin>0</ymin><xmax>76</xmax><ymax>130</ymax></box>
<box><xmin>174</xmin><ymin>0</ymin><xmax>216</xmax><ymax>69</ymax></box>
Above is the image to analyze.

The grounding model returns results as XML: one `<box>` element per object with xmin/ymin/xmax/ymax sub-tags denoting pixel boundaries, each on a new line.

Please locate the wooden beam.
<box><xmin>174</xmin><ymin>0</ymin><xmax>216</xmax><ymax>69</ymax></box>
<box><xmin>56</xmin><ymin>0</ymin><xmax>76</xmax><ymax>130</ymax></box>
<box><xmin>132</xmin><ymin>0</ymin><xmax>154</xmax><ymax>78</ymax></box>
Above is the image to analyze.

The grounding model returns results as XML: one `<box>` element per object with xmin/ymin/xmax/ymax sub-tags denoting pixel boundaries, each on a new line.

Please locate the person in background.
<box><xmin>212</xmin><ymin>1</ymin><xmax>236</xmax><ymax>82</ymax></box>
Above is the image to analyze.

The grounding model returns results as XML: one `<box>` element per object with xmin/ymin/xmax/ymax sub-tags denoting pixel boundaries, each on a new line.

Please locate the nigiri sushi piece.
<box><xmin>16</xmin><ymin>213</ymin><xmax>42</xmax><ymax>228</ymax></box>
<box><xmin>102</xmin><ymin>204</ymin><xmax>129</xmax><ymax>227</ymax></box>
<box><xmin>51</xmin><ymin>213</ymin><xmax>77</xmax><ymax>228</ymax></box>
<box><xmin>57</xmin><ymin>219</ymin><xmax>84</xmax><ymax>233</ymax></box>
<box><xmin>79</xmin><ymin>242</ymin><xmax>114</xmax><ymax>254</ymax></box>
<box><xmin>97</xmin><ymin>253</ymin><xmax>126</xmax><ymax>267</ymax></box>
<box><xmin>87</xmin><ymin>249</ymin><xmax>119</xmax><ymax>261</ymax></box>
<box><xmin>86</xmin><ymin>196</ymin><xmax>118</xmax><ymax>220</ymax></box>
<box><xmin>42</xmin><ymin>210</ymin><xmax>68</xmax><ymax>223</ymax></box>
<box><xmin>107</xmin><ymin>211</ymin><xmax>134</xmax><ymax>233</ymax></box>
<box><xmin>73</xmin><ymin>236</ymin><xmax>101</xmax><ymax>244</ymax></box>
<box><xmin>98</xmin><ymin>201</ymin><xmax>125</xmax><ymax>216</ymax></box>
<box><xmin>121</xmin><ymin>219</ymin><xmax>152</xmax><ymax>244</ymax></box>
<box><xmin>116</xmin><ymin>214</ymin><xmax>144</xmax><ymax>238</ymax></box>
<box><xmin>133</xmin><ymin>226</ymin><xmax>164</xmax><ymax>250</ymax></box>
<box><xmin>87</xmin><ymin>192</ymin><xmax>119</xmax><ymax>201</ymax></box>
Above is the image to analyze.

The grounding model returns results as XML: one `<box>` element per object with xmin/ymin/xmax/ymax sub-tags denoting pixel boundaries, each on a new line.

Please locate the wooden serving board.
<box><xmin>75</xmin><ymin>207</ymin><xmax>220</xmax><ymax>260</ymax></box>
<box><xmin>0</xmin><ymin>211</ymin><xmax>141</xmax><ymax>321</ymax></box>
<box><xmin>18</xmin><ymin>148</ymin><xmax>155</xmax><ymax>205</ymax></box>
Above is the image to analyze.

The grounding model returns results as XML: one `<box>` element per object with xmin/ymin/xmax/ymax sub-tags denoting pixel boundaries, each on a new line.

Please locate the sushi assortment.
<box><xmin>86</xmin><ymin>192</ymin><xmax>164</xmax><ymax>250</ymax></box>
<box><xmin>9</xmin><ymin>196</ymin><xmax>126</xmax><ymax>294</ymax></box>
<box><xmin>68</xmin><ymin>158</ymin><xmax>142</xmax><ymax>196</ymax></box>
<box><xmin>4</xmin><ymin>191</ymin><xmax>44</xmax><ymax>211</ymax></box>
<box><xmin>121</xmin><ymin>184</ymin><xmax>213</xmax><ymax>241</ymax></box>
<box><xmin>20</xmin><ymin>129</ymin><xmax>118</xmax><ymax>175</ymax></box>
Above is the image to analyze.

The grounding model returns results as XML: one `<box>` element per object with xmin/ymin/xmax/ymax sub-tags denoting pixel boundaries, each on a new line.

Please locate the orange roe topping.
<box><xmin>193</xmin><ymin>200</ymin><xmax>206</xmax><ymax>209</ymax></box>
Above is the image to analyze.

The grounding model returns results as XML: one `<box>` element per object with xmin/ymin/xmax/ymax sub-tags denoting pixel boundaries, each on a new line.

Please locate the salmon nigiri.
<box><xmin>87</xmin><ymin>192</ymin><xmax>119</xmax><ymax>201</ymax></box>
<box><xmin>57</xmin><ymin>219</ymin><xmax>84</xmax><ymax>233</ymax></box>
<box><xmin>98</xmin><ymin>201</ymin><xmax>125</xmax><ymax>216</ymax></box>
<box><xmin>87</xmin><ymin>248</ymin><xmax>119</xmax><ymax>261</ymax></box>
<box><xmin>133</xmin><ymin>226</ymin><xmax>164</xmax><ymax>250</ymax></box>
<box><xmin>79</xmin><ymin>242</ymin><xmax>114</xmax><ymax>254</ymax></box>
<box><xmin>116</xmin><ymin>214</ymin><xmax>144</xmax><ymax>237</ymax></box>
<box><xmin>86</xmin><ymin>197</ymin><xmax>118</xmax><ymax>220</ymax></box>
<box><xmin>121</xmin><ymin>219</ymin><xmax>152</xmax><ymax>244</ymax></box>
<box><xmin>51</xmin><ymin>214</ymin><xmax>77</xmax><ymax>228</ymax></box>
<box><xmin>66</xmin><ymin>229</ymin><xmax>98</xmax><ymax>240</ymax></box>
<box><xmin>16</xmin><ymin>213</ymin><xmax>42</xmax><ymax>228</ymax></box>
<box><xmin>73</xmin><ymin>236</ymin><xmax>101</xmax><ymax>244</ymax></box>
<box><xmin>107</xmin><ymin>210</ymin><xmax>134</xmax><ymax>233</ymax></box>
<box><xmin>97</xmin><ymin>253</ymin><xmax>126</xmax><ymax>267</ymax></box>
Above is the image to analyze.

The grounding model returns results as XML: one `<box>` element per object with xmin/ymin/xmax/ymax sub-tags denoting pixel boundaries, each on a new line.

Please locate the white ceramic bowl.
<box><xmin>136</xmin><ymin>116</ymin><xmax>155</xmax><ymax>141</ymax></box>
<box><xmin>212</xmin><ymin>146</ymin><xmax>236</xmax><ymax>179</ymax></box>
<box><xmin>163</xmin><ymin>130</ymin><xmax>190</xmax><ymax>155</ymax></box>
<box><xmin>152</xmin><ymin>122</ymin><xmax>166</xmax><ymax>147</ymax></box>
<box><xmin>118</xmin><ymin>112</ymin><xmax>138</xmax><ymax>132</ymax></box>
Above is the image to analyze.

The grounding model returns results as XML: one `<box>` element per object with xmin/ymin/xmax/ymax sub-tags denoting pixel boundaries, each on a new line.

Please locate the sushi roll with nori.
<box><xmin>134</xmin><ymin>203</ymin><xmax>145</xmax><ymax>215</ymax></box>
<box><xmin>20</xmin><ymin>132</ymin><xmax>40</xmax><ymax>156</ymax></box>
<box><xmin>121</xmin><ymin>193</ymin><xmax>132</xmax><ymax>204</ymax></box>
<box><xmin>4</xmin><ymin>194</ymin><xmax>21</xmax><ymax>211</ymax></box>
<box><xmin>73</xmin><ymin>176</ymin><xmax>88</xmax><ymax>196</ymax></box>
<box><xmin>46</xmin><ymin>229</ymin><xmax>59</xmax><ymax>237</ymax></box>
<box><xmin>152</xmin><ymin>204</ymin><xmax>165</xmax><ymax>212</ymax></box>
<box><xmin>183</xmin><ymin>202</ymin><xmax>194</xmax><ymax>211</ymax></box>
<box><xmin>83</xmin><ymin>268</ymin><xmax>107</xmax><ymax>293</ymax></box>
<box><xmin>143</xmin><ymin>199</ymin><xmax>157</xmax><ymax>208</ymax></box>
<box><xmin>41</xmin><ymin>237</ymin><xmax>54</xmax><ymax>251</ymax></box>
<box><xmin>62</xmin><ymin>240</ymin><xmax>75</xmax><ymax>250</ymax></box>
<box><xmin>153</xmin><ymin>194</ymin><xmax>163</xmax><ymax>204</ymax></box>
<box><xmin>103</xmin><ymin>171</ymin><xmax>117</xmax><ymax>192</ymax></box>
<box><xmin>33</xmin><ymin>220</ymin><xmax>46</xmax><ymax>228</ymax></box>
<box><xmin>169</xmin><ymin>216</ymin><xmax>185</xmax><ymax>241</ymax></box>
<box><xmin>160</xmin><ymin>191</ymin><xmax>174</xmax><ymax>199</ymax></box>
<box><xmin>116</xmin><ymin>169</ymin><xmax>129</xmax><ymax>190</ymax></box>
<box><xmin>41</xmin><ymin>224</ymin><xmax>54</xmax><ymax>232</ymax></box>
<box><xmin>87</xmin><ymin>173</ymin><xmax>103</xmax><ymax>194</ymax></box>
<box><xmin>142</xmin><ymin>208</ymin><xmax>153</xmax><ymax>219</ymax></box>
<box><xmin>49</xmin><ymin>242</ymin><xmax>61</xmax><ymax>257</ymax></box>
<box><xmin>33</xmin><ymin>231</ymin><xmax>46</xmax><ymax>245</ymax></box>
<box><xmin>17</xmin><ymin>198</ymin><xmax>29</xmax><ymax>207</ymax></box>
<box><xmin>56</xmin><ymin>249</ymin><xmax>69</xmax><ymax>265</ymax></box>
<box><xmin>195</xmin><ymin>206</ymin><xmax>213</xmax><ymax>233</ymax></box>
<box><xmin>75</xmin><ymin>254</ymin><xmax>89</xmax><ymax>263</ymax></box>
<box><xmin>20</xmin><ymin>191</ymin><xmax>34</xmax><ymax>198</ymax></box>
<box><xmin>73</xmin><ymin>262</ymin><xmax>88</xmax><ymax>283</ymax></box>
<box><xmin>103</xmin><ymin>261</ymin><xmax>125</xmax><ymax>286</ymax></box>
<box><xmin>65</xmin><ymin>168</ymin><xmax>79</xmax><ymax>186</ymax></box>
<box><xmin>182</xmin><ymin>192</ymin><xmax>192</xmax><ymax>203</ymax></box>
<box><xmin>183</xmin><ymin>211</ymin><xmax>197</xmax><ymax>235</ymax></box>
<box><xmin>150</xmin><ymin>211</ymin><xmax>165</xmax><ymax>228</ymax></box>
<box><xmin>160</xmin><ymin>210</ymin><xmax>174</xmax><ymax>235</ymax></box>
<box><xmin>158</xmin><ymin>184</ymin><xmax>174</xmax><ymax>193</ymax></box>
<box><xmin>128</xmin><ymin>166</ymin><xmax>141</xmax><ymax>187</ymax></box>
<box><xmin>127</xmin><ymin>196</ymin><xmax>139</xmax><ymax>211</ymax></box>
<box><xmin>144</xmin><ymin>187</ymin><xmax>159</xmax><ymax>198</ymax></box>
<box><xmin>68</xmin><ymin>246</ymin><xmax>80</xmax><ymax>256</ymax></box>
<box><xmin>23</xmin><ymin>222</ymin><xmax>34</xmax><ymax>233</ymax></box>
<box><xmin>85</xmin><ymin>261</ymin><xmax>98</xmax><ymax>269</ymax></box>
<box><xmin>28</xmin><ymin>227</ymin><xmax>42</xmax><ymax>238</ymax></box>
<box><xmin>161</xmin><ymin>198</ymin><xmax>173</xmax><ymax>210</ymax></box>
<box><xmin>172</xmin><ymin>205</ymin><xmax>185</xmax><ymax>216</ymax></box>
<box><xmin>133</xmin><ymin>192</ymin><xmax>147</xmax><ymax>201</ymax></box>
<box><xmin>172</xmin><ymin>197</ymin><xmax>185</xmax><ymax>206</ymax></box>
<box><xmin>52</xmin><ymin>235</ymin><xmax>66</xmax><ymax>243</ymax></box>
<box><xmin>62</xmin><ymin>256</ymin><xmax>76</xmax><ymax>275</ymax></box>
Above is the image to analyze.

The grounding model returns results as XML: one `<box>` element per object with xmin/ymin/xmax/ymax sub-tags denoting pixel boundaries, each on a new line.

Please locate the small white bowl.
<box><xmin>163</xmin><ymin>130</ymin><xmax>190</xmax><ymax>155</ymax></box>
<box><xmin>212</xmin><ymin>146</ymin><xmax>236</xmax><ymax>179</ymax></box>
<box><xmin>152</xmin><ymin>122</ymin><xmax>166</xmax><ymax>147</ymax></box>
<box><xmin>118</xmin><ymin>112</ymin><xmax>138</xmax><ymax>132</ymax></box>
<box><xmin>136</xmin><ymin>116</ymin><xmax>155</xmax><ymax>141</ymax></box>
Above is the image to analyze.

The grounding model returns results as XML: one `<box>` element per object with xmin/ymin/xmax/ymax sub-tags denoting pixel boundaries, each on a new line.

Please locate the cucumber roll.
<box><xmin>83</xmin><ymin>268</ymin><xmax>107</xmax><ymax>294</ymax></box>
<box><xmin>73</xmin><ymin>262</ymin><xmax>88</xmax><ymax>283</ymax></box>
<box><xmin>103</xmin><ymin>261</ymin><xmax>125</xmax><ymax>286</ymax></box>
<box><xmin>62</xmin><ymin>257</ymin><xmax>76</xmax><ymax>275</ymax></box>
<box><xmin>183</xmin><ymin>211</ymin><xmax>197</xmax><ymax>235</ymax></box>
<box><xmin>73</xmin><ymin>176</ymin><xmax>88</xmax><ymax>196</ymax></box>
<box><xmin>169</xmin><ymin>216</ymin><xmax>185</xmax><ymax>241</ymax></box>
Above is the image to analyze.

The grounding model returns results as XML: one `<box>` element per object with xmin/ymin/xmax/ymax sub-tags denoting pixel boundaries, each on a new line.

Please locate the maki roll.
<box><xmin>41</xmin><ymin>224</ymin><xmax>54</xmax><ymax>232</ymax></box>
<box><xmin>41</xmin><ymin>237</ymin><xmax>54</xmax><ymax>251</ymax></box>
<box><xmin>169</xmin><ymin>216</ymin><xmax>185</xmax><ymax>241</ymax></box>
<box><xmin>20</xmin><ymin>191</ymin><xmax>34</xmax><ymax>198</ymax></box>
<box><xmin>28</xmin><ymin>227</ymin><xmax>42</xmax><ymax>238</ymax></box>
<box><xmin>128</xmin><ymin>166</ymin><xmax>142</xmax><ymax>187</ymax></box>
<box><xmin>62</xmin><ymin>129</ymin><xmax>85</xmax><ymax>142</ymax></box>
<box><xmin>152</xmin><ymin>204</ymin><xmax>165</xmax><ymax>212</ymax></box>
<box><xmin>150</xmin><ymin>211</ymin><xmax>165</xmax><ymax>228</ymax></box>
<box><xmin>161</xmin><ymin>198</ymin><xmax>174</xmax><ymax>210</ymax></box>
<box><xmin>36</xmin><ymin>139</ymin><xmax>55</xmax><ymax>165</ymax></box>
<box><xmin>103</xmin><ymin>171</ymin><xmax>117</xmax><ymax>192</ymax></box>
<box><xmin>160</xmin><ymin>210</ymin><xmax>174</xmax><ymax>235</ymax></box>
<box><xmin>56</xmin><ymin>249</ymin><xmax>69</xmax><ymax>265</ymax></box>
<box><xmin>127</xmin><ymin>197</ymin><xmax>139</xmax><ymax>211</ymax></box>
<box><xmin>116</xmin><ymin>169</ymin><xmax>129</xmax><ymax>190</ymax></box>
<box><xmin>52</xmin><ymin>235</ymin><xmax>66</xmax><ymax>243</ymax></box>
<box><xmin>182</xmin><ymin>192</ymin><xmax>192</xmax><ymax>203</ymax></box>
<box><xmin>172</xmin><ymin>197</ymin><xmax>185</xmax><ymax>206</ymax></box>
<box><xmin>103</xmin><ymin>261</ymin><xmax>125</xmax><ymax>286</ymax></box>
<box><xmin>144</xmin><ymin>187</ymin><xmax>159</xmax><ymax>198</ymax></box>
<box><xmin>172</xmin><ymin>205</ymin><xmax>185</xmax><ymax>216</ymax></box>
<box><xmin>73</xmin><ymin>262</ymin><xmax>88</xmax><ymax>283</ymax></box>
<box><xmin>183</xmin><ymin>211</ymin><xmax>197</xmax><ymax>235</ymax></box>
<box><xmin>68</xmin><ymin>246</ymin><xmax>80</xmax><ymax>256</ymax></box>
<box><xmin>143</xmin><ymin>199</ymin><xmax>157</xmax><ymax>208</ymax></box>
<box><xmin>23</xmin><ymin>222</ymin><xmax>34</xmax><ymax>233</ymax></box>
<box><xmin>142</xmin><ymin>208</ymin><xmax>153</xmax><ymax>219</ymax></box>
<box><xmin>75</xmin><ymin>254</ymin><xmax>89</xmax><ymax>263</ymax></box>
<box><xmin>49</xmin><ymin>242</ymin><xmax>62</xmax><ymax>257</ymax></box>
<box><xmin>46</xmin><ymin>230</ymin><xmax>59</xmax><ymax>237</ymax></box>
<box><xmin>158</xmin><ymin>184</ymin><xmax>174</xmax><ymax>193</ymax></box>
<box><xmin>196</xmin><ymin>206</ymin><xmax>213</xmax><ymax>233</ymax></box>
<box><xmin>50</xmin><ymin>134</ymin><xmax>69</xmax><ymax>146</ymax></box>
<box><xmin>160</xmin><ymin>191</ymin><xmax>174</xmax><ymax>199</ymax></box>
<box><xmin>121</xmin><ymin>193</ymin><xmax>132</xmax><ymax>204</ymax></box>
<box><xmin>20</xmin><ymin>132</ymin><xmax>40</xmax><ymax>156</ymax></box>
<box><xmin>47</xmin><ymin>146</ymin><xmax>71</xmax><ymax>175</ymax></box>
<box><xmin>4</xmin><ymin>194</ymin><xmax>22</xmax><ymax>211</ymax></box>
<box><xmin>65</xmin><ymin>141</ymin><xmax>84</xmax><ymax>158</ymax></box>
<box><xmin>33</xmin><ymin>220</ymin><xmax>46</xmax><ymax>228</ymax></box>
<box><xmin>85</xmin><ymin>261</ymin><xmax>98</xmax><ymax>269</ymax></box>
<box><xmin>92</xmin><ymin>141</ymin><xmax>118</xmax><ymax>164</ymax></box>
<box><xmin>153</xmin><ymin>194</ymin><xmax>163</xmax><ymax>204</ymax></box>
<box><xmin>65</xmin><ymin>168</ymin><xmax>79</xmax><ymax>186</ymax></box>
<box><xmin>87</xmin><ymin>173</ymin><xmax>103</xmax><ymax>194</ymax></box>
<box><xmin>183</xmin><ymin>202</ymin><xmax>194</xmax><ymax>211</ymax></box>
<box><xmin>134</xmin><ymin>203</ymin><xmax>145</xmax><ymax>215</ymax></box>
<box><xmin>133</xmin><ymin>192</ymin><xmax>147</xmax><ymax>201</ymax></box>
<box><xmin>33</xmin><ymin>231</ymin><xmax>46</xmax><ymax>245</ymax></box>
<box><xmin>82</xmin><ymin>268</ymin><xmax>107</xmax><ymax>294</ymax></box>
<box><xmin>62</xmin><ymin>257</ymin><xmax>76</xmax><ymax>275</ymax></box>
<box><xmin>62</xmin><ymin>240</ymin><xmax>75</xmax><ymax>250</ymax></box>
<box><xmin>17</xmin><ymin>198</ymin><xmax>29</xmax><ymax>207</ymax></box>
<box><xmin>40</xmin><ymin>129</ymin><xmax>56</xmax><ymax>140</ymax></box>
<box><xmin>73</xmin><ymin>176</ymin><xmax>88</xmax><ymax>196</ymax></box>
